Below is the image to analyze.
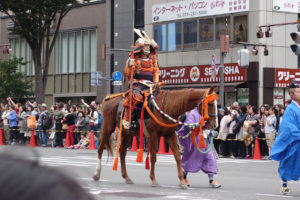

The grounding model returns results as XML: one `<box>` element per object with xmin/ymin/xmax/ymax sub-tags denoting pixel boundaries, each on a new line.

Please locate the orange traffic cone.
<box><xmin>167</xmin><ymin>146</ymin><xmax>173</xmax><ymax>155</ymax></box>
<box><xmin>0</xmin><ymin>128</ymin><xmax>5</xmax><ymax>145</ymax></box>
<box><xmin>157</xmin><ymin>136</ymin><xmax>166</xmax><ymax>154</ymax></box>
<box><xmin>65</xmin><ymin>130</ymin><xmax>71</xmax><ymax>147</ymax></box>
<box><xmin>129</xmin><ymin>136</ymin><xmax>138</xmax><ymax>151</ymax></box>
<box><xmin>88</xmin><ymin>130</ymin><xmax>96</xmax><ymax>150</ymax></box>
<box><xmin>28</xmin><ymin>129</ymin><xmax>36</xmax><ymax>147</ymax></box>
<box><xmin>253</xmin><ymin>136</ymin><xmax>262</xmax><ymax>160</ymax></box>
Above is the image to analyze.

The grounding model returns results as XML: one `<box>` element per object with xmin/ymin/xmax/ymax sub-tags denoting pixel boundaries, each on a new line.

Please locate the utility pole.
<box><xmin>219</xmin><ymin>53</ymin><xmax>225</xmax><ymax>108</ymax></box>
<box><xmin>219</xmin><ymin>35</ymin><xmax>229</xmax><ymax>108</ymax></box>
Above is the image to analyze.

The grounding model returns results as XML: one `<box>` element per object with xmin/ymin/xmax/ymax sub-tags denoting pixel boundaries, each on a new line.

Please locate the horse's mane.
<box><xmin>155</xmin><ymin>88</ymin><xmax>204</xmax><ymax>118</ymax></box>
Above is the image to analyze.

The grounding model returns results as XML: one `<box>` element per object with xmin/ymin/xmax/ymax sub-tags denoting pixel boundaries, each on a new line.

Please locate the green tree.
<box><xmin>0</xmin><ymin>0</ymin><xmax>89</xmax><ymax>103</ymax></box>
<box><xmin>0</xmin><ymin>57</ymin><xmax>33</xmax><ymax>101</ymax></box>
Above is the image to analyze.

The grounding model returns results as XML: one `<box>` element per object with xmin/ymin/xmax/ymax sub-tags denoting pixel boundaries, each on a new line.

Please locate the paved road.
<box><xmin>1</xmin><ymin>146</ymin><xmax>300</xmax><ymax>200</ymax></box>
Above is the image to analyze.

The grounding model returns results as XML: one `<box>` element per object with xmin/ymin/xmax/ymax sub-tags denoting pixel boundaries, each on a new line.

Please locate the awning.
<box><xmin>235</xmin><ymin>81</ymin><xmax>248</xmax><ymax>88</ymax></box>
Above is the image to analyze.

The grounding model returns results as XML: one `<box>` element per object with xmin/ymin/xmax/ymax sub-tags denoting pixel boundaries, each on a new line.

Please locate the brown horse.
<box><xmin>93</xmin><ymin>87</ymin><xmax>218</xmax><ymax>187</ymax></box>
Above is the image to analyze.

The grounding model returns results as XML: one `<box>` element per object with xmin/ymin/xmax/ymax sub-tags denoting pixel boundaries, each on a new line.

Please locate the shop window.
<box><xmin>237</xmin><ymin>88</ymin><xmax>249</xmax><ymax>106</ymax></box>
<box><xmin>234</xmin><ymin>15</ymin><xmax>247</xmax><ymax>42</ymax></box>
<box><xmin>183</xmin><ymin>20</ymin><xmax>197</xmax><ymax>50</ymax></box>
<box><xmin>199</xmin><ymin>19</ymin><xmax>214</xmax><ymax>48</ymax></box>
<box><xmin>216</xmin><ymin>17</ymin><xmax>230</xmax><ymax>41</ymax></box>
<box><xmin>154</xmin><ymin>24</ymin><xmax>166</xmax><ymax>51</ymax></box>
<box><xmin>168</xmin><ymin>22</ymin><xmax>181</xmax><ymax>51</ymax></box>
<box><xmin>273</xmin><ymin>88</ymin><xmax>284</xmax><ymax>105</ymax></box>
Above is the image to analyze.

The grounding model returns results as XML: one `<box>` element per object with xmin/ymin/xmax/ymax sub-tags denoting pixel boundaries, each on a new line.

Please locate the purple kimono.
<box><xmin>177</xmin><ymin>107</ymin><xmax>218</xmax><ymax>175</ymax></box>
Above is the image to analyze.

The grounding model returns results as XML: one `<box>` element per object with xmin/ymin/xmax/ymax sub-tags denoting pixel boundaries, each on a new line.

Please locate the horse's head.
<box><xmin>199</xmin><ymin>87</ymin><xmax>218</xmax><ymax>130</ymax></box>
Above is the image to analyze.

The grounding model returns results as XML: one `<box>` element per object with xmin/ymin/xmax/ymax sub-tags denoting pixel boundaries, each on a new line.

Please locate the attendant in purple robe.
<box><xmin>177</xmin><ymin>107</ymin><xmax>221</xmax><ymax>188</ymax></box>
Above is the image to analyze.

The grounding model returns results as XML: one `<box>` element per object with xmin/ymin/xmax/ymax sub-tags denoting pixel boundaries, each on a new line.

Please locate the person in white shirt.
<box><xmin>263</xmin><ymin>106</ymin><xmax>277</xmax><ymax>159</ymax></box>
<box><xmin>1</xmin><ymin>104</ymin><xmax>11</xmax><ymax>144</ymax></box>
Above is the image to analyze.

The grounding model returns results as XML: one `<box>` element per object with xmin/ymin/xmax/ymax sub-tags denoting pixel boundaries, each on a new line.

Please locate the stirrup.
<box><xmin>122</xmin><ymin>120</ymin><xmax>130</xmax><ymax>130</ymax></box>
<box><xmin>280</xmin><ymin>187</ymin><xmax>291</xmax><ymax>195</ymax></box>
<box><xmin>209</xmin><ymin>180</ymin><xmax>221</xmax><ymax>188</ymax></box>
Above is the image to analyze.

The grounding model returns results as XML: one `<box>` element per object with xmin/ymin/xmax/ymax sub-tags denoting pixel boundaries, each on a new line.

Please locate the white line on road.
<box><xmin>256</xmin><ymin>193</ymin><xmax>293</xmax><ymax>198</ymax></box>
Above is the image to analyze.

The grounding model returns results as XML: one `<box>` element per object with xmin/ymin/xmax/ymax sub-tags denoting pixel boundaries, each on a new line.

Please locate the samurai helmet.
<box><xmin>134</xmin><ymin>28</ymin><xmax>151</xmax><ymax>45</ymax></box>
<box><xmin>133</xmin><ymin>28</ymin><xmax>151</xmax><ymax>54</ymax></box>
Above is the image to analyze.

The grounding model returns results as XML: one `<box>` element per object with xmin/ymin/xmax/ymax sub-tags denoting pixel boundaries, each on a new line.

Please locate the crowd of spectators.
<box><xmin>0</xmin><ymin>96</ymin><xmax>289</xmax><ymax>159</ymax></box>
<box><xmin>0</xmin><ymin>98</ymin><xmax>102</xmax><ymax>148</ymax></box>
<box><xmin>215</xmin><ymin>101</ymin><xmax>286</xmax><ymax>159</ymax></box>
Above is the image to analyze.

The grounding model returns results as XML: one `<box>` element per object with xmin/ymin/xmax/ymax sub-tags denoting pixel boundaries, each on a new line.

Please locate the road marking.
<box><xmin>256</xmin><ymin>193</ymin><xmax>293</xmax><ymax>198</ymax></box>
<box><xmin>34</xmin><ymin>154</ymin><xmax>273</xmax><ymax>169</ymax></box>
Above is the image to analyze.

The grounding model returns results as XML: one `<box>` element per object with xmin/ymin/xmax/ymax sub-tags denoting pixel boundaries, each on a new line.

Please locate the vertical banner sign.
<box><xmin>211</xmin><ymin>55</ymin><xmax>216</xmax><ymax>79</ymax></box>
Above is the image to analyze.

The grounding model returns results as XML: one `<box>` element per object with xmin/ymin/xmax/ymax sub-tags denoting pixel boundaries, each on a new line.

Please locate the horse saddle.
<box><xmin>116</xmin><ymin>86</ymin><xmax>157</xmax><ymax>133</ymax></box>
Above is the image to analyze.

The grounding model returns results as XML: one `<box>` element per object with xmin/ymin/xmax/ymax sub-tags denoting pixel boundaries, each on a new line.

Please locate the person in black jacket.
<box><xmin>65</xmin><ymin>106</ymin><xmax>76</xmax><ymax>145</ymax></box>
<box><xmin>234</xmin><ymin>105</ymin><xmax>248</xmax><ymax>158</ymax></box>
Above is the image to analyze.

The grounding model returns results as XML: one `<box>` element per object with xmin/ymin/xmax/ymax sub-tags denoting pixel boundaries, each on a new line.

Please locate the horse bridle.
<box><xmin>198</xmin><ymin>89</ymin><xmax>218</xmax><ymax>120</ymax></box>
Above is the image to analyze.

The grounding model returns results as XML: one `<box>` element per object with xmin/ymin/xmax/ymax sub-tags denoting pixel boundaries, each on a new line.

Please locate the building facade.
<box><xmin>144</xmin><ymin>0</ymin><xmax>299</xmax><ymax>107</ymax></box>
<box><xmin>0</xmin><ymin>1</ymin><xmax>107</xmax><ymax>106</ymax></box>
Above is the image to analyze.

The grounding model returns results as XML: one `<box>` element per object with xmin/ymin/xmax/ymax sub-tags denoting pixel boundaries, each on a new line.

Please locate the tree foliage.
<box><xmin>0</xmin><ymin>57</ymin><xmax>33</xmax><ymax>102</ymax></box>
<box><xmin>0</xmin><ymin>0</ymin><xmax>89</xmax><ymax>103</ymax></box>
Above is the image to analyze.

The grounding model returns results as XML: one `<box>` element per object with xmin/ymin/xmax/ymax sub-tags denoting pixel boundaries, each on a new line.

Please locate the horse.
<box><xmin>93</xmin><ymin>86</ymin><xmax>218</xmax><ymax>187</ymax></box>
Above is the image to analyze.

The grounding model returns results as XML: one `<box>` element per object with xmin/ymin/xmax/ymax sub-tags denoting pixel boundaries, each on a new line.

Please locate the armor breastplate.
<box><xmin>140</xmin><ymin>58</ymin><xmax>153</xmax><ymax>70</ymax></box>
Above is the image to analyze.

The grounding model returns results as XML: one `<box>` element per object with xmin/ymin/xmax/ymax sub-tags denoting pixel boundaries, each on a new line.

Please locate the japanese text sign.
<box><xmin>273</xmin><ymin>0</ymin><xmax>300</xmax><ymax>13</ymax></box>
<box><xmin>152</xmin><ymin>0</ymin><xmax>249</xmax><ymax>23</ymax></box>
<box><xmin>275</xmin><ymin>68</ymin><xmax>300</xmax><ymax>88</ymax></box>
<box><xmin>160</xmin><ymin>63</ymin><xmax>246</xmax><ymax>85</ymax></box>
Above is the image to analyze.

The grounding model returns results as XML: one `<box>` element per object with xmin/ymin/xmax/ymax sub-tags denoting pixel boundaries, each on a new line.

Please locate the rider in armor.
<box><xmin>122</xmin><ymin>29</ymin><xmax>160</xmax><ymax>130</ymax></box>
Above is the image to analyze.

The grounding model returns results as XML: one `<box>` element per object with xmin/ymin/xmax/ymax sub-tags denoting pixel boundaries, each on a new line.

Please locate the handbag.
<box><xmin>62</xmin><ymin>123</ymin><xmax>69</xmax><ymax>130</ymax></box>
<box><xmin>247</xmin><ymin>126</ymin><xmax>256</xmax><ymax>136</ymax></box>
<box><xmin>27</xmin><ymin>116</ymin><xmax>37</xmax><ymax>129</ymax></box>
<box><xmin>232</xmin><ymin>122</ymin><xmax>242</xmax><ymax>135</ymax></box>
<box><xmin>89</xmin><ymin>122</ymin><xmax>95</xmax><ymax>127</ymax></box>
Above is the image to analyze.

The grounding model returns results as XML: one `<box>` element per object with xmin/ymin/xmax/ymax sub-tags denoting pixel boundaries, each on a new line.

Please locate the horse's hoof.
<box><xmin>179</xmin><ymin>183</ymin><xmax>189</xmax><ymax>189</ymax></box>
<box><xmin>125</xmin><ymin>179</ymin><xmax>134</xmax><ymax>184</ymax></box>
<box><xmin>93</xmin><ymin>174</ymin><xmax>100</xmax><ymax>181</ymax></box>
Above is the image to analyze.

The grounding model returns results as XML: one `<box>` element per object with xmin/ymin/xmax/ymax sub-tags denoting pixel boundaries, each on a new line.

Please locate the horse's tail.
<box><xmin>105</xmin><ymin>137</ymin><xmax>113</xmax><ymax>159</ymax></box>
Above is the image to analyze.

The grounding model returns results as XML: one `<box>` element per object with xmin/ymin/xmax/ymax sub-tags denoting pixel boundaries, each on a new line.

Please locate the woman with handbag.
<box><xmin>244</xmin><ymin>106</ymin><xmax>259</xmax><ymax>158</ymax></box>
<box><xmin>88</xmin><ymin>106</ymin><xmax>99</xmax><ymax>138</ymax></box>
<box><xmin>54</xmin><ymin>103</ymin><xmax>65</xmax><ymax>147</ymax></box>
<box><xmin>65</xmin><ymin>106</ymin><xmax>76</xmax><ymax>145</ymax></box>
<box><xmin>217</xmin><ymin>107</ymin><xmax>231</xmax><ymax>157</ymax></box>
<box><xmin>75</xmin><ymin>111</ymin><xmax>87</xmax><ymax>142</ymax></box>
<box><xmin>18</xmin><ymin>106</ymin><xmax>27</xmax><ymax>145</ymax></box>
<box><xmin>263</xmin><ymin>106</ymin><xmax>277</xmax><ymax>159</ymax></box>
<box><xmin>233</xmin><ymin>105</ymin><xmax>248</xmax><ymax>158</ymax></box>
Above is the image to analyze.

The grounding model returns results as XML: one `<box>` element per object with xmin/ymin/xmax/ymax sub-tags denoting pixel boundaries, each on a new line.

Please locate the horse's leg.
<box><xmin>149</xmin><ymin>133</ymin><xmax>158</xmax><ymax>186</ymax></box>
<box><xmin>93</xmin><ymin>128</ymin><xmax>113</xmax><ymax>181</ymax></box>
<box><xmin>120</xmin><ymin>133</ymin><xmax>134</xmax><ymax>184</ymax></box>
<box><xmin>167</xmin><ymin>133</ymin><xmax>187</xmax><ymax>188</ymax></box>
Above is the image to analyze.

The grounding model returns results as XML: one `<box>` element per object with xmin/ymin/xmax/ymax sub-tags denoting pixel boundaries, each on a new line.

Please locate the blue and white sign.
<box><xmin>112</xmin><ymin>71</ymin><xmax>122</xmax><ymax>81</ymax></box>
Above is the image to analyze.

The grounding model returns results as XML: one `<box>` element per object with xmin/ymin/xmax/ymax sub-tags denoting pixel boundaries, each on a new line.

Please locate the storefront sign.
<box><xmin>152</xmin><ymin>0</ymin><xmax>249</xmax><ymax>23</ymax></box>
<box><xmin>160</xmin><ymin>63</ymin><xmax>246</xmax><ymax>85</ymax></box>
<box><xmin>275</xmin><ymin>68</ymin><xmax>300</xmax><ymax>88</ymax></box>
<box><xmin>273</xmin><ymin>0</ymin><xmax>300</xmax><ymax>13</ymax></box>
